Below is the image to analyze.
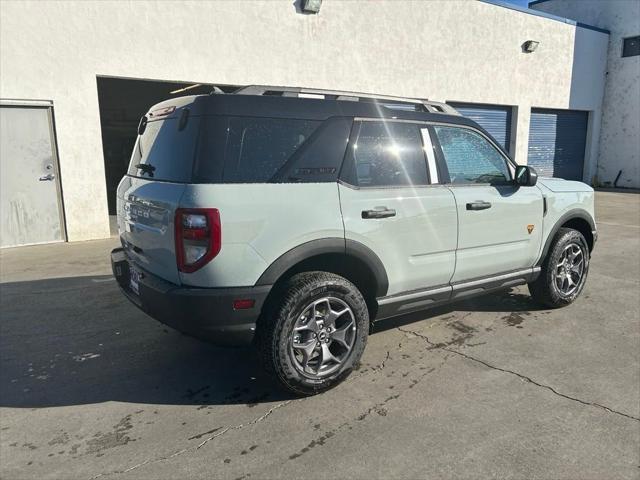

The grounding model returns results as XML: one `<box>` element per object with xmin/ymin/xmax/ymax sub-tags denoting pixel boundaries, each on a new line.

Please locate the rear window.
<box><xmin>128</xmin><ymin>114</ymin><xmax>351</xmax><ymax>184</ymax></box>
<box><xmin>128</xmin><ymin>117</ymin><xmax>200</xmax><ymax>182</ymax></box>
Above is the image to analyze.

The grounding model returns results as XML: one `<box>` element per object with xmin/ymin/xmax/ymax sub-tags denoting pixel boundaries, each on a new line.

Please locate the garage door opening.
<box><xmin>96</xmin><ymin>77</ymin><xmax>240</xmax><ymax>219</ymax></box>
<box><xmin>527</xmin><ymin>108</ymin><xmax>588</xmax><ymax>181</ymax></box>
<box><xmin>447</xmin><ymin>102</ymin><xmax>513</xmax><ymax>154</ymax></box>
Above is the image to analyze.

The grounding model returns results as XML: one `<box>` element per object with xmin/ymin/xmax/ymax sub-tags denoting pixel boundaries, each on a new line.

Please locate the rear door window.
<box><xmin>341</xmin><ymin>121</ymin><xmax>429</xmax><ymax>187</ymax></box>
<box><xmin>128</xmin><ymin>117</ymin><xmax>200</xmax><ymax>182</ymax></box>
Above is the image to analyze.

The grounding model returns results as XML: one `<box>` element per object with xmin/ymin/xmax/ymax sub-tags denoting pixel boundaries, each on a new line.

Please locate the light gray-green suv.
<box><xmin>111</xmin><ymin>86</ymin><xmax>596</xmax><ymax>395</ymax></box>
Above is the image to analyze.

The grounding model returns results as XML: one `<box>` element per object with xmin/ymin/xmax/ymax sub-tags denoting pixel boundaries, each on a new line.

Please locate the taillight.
<box><xmin>175</xmin><ymin>208</ymin><xmax>221</xmax><ymax>273</ymax></box>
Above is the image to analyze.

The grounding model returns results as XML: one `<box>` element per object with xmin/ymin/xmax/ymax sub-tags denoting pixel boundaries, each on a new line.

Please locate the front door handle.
<box><xmin>466</xmin><ymin>201</ymin><xmax>492</xmax><ymax>211</ymax></box>
<box><xmin>39</xmin><ymin>173</ymin><xmax>55</xmax><ymax>181</ymax></box>
<box><xmin>362</xmin><ymin>207</ymin><xmax>396</xmax><ymax>219</ymax></box>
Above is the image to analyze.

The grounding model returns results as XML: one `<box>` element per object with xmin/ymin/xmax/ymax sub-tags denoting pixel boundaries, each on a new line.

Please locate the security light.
<box><xmin>301</xmin><ymin>0</ymin><xmax>322</xmax><ymax>14</ymax></box>
<box><xmin>522</xmin><ymin>40</ymin><xmax>540</xmax><ymax>53</ymax></box>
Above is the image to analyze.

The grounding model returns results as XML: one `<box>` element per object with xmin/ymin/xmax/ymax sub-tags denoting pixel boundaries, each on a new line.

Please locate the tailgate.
<box><xmin>116</xmin><ymin>97</ymin><xmax>202</xmax><ymax>285</ymax></box>
<box><xmin>117</xmin><ymin>176</ymin><xmax>185</xmax><ymax>285</ymax></box>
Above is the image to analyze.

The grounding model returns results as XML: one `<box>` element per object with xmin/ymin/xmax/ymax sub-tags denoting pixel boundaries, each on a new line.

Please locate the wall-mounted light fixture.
<box><xmin>522</xmin><ymin>40</ymin><xmax>540</xmax><ymax>53</ymax></box>
<box><xmin>301</xmin><ymin>0</ymin><xmax>322</xmax><ymax>14</ymax></box>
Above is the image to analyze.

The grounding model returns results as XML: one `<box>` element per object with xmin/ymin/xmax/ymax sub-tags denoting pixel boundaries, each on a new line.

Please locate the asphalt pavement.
<box><xmin>1</xmin><ymin>191</ymin><xmax>638</xmax><ymax>479</ymax></box>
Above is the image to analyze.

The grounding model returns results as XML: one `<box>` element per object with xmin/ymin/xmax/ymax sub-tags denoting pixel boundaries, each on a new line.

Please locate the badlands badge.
<box><xmin>527</xmin><ymin>224</ymin><xmax>535</xmax><ymax>234</ymax></box>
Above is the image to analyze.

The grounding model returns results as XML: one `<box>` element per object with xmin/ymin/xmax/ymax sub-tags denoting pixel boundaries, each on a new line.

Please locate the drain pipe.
<box><xmin>614</xmin><ymin>170</ymin><xmax>623</xmax><ymax>188</ymax></box>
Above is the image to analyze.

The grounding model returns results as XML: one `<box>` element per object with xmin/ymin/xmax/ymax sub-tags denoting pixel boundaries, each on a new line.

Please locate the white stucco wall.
<box><xmin>532</xmin><ymin>0</ymin><xmax>640</xmax><ymax>188</ymax></box>
<box><xmin>0</xmin><ymin>0</ymin><xmax>609</xmax><ymax>241</ymax></box>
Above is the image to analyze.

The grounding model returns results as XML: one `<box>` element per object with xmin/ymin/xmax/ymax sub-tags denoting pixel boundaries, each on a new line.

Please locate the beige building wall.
<box><xmin>0</xmin><ymin>0</ymin><xmax>609</xmax><ymax>241</ymax></box>
<box><xmin>531</xmin><ymin>0</ymin><xmax>640</xmax><ymax>188</ymax></box>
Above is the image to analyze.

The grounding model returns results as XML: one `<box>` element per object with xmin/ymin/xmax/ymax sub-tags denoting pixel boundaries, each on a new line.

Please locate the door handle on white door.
<box><xmin>362</xmin><ymin>207</ymin><xmax>396</xmax><ymax>219</ymax></box>
<box><xmin>466</xmin><ymin>201</ymin><xmax>492</xmax><ymax>211</ymax></box>
<box><xmin>39</xmin><ymin>173</ymin><xmax>55</xmax><ymax>181</ymax></box>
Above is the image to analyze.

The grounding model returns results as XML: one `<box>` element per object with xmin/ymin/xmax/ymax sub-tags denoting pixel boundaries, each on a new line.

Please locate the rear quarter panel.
<box><xmin>178</xmin><ymin>183</ymin><xmax>344</xmax><ymax>287</ymax></box>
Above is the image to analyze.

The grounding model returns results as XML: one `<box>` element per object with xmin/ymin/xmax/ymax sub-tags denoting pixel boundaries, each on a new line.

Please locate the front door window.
<box><xmin>434</xmin><ymin>126</ymin><xmax>510</xmax><ymax>185</ymax></box>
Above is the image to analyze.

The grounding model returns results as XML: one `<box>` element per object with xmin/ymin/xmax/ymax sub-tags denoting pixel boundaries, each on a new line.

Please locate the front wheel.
<box><xmin>258</xmin><ymin>272</ymin><xmax>369</xmax><ymax>396</ymax></box>
<box><xmin>528</xmin><ymin>227</ymin><xmax>590</xmax><ymax>308</ymax></box>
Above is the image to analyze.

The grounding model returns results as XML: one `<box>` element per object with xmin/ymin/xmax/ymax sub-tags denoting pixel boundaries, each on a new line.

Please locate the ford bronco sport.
<box><xmin>111</xmin><ymin>86</ymin><xmax>596</xmax><ymax>395</ymax></box>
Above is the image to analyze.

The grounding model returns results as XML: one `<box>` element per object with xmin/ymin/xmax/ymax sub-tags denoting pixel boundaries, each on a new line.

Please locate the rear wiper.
<box><xmin>135</xmin><ymin>163</ymin><xmax>155</xmax><ymax>177</ymax></box>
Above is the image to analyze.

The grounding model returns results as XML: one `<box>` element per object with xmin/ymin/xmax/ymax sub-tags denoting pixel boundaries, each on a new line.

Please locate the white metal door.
<box><xmin>0</xmin><ymin>104</ymin><xmax>66</xmax><ymax>247</ymax></box>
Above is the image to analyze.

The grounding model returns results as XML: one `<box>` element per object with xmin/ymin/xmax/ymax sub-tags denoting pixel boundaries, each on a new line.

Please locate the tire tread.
<box><xmin>529</xmin><ymin>227</ymin><xmax>589</xmax><ymax>308</ymax></box>
<box><xmin>257</xmin><ymin>271</ymin><xmax>369</xmax><ymax>396</ymax></box>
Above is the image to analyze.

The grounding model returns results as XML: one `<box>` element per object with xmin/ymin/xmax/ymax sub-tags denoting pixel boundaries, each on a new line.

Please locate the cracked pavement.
<box><xmin>1</xmin><ymin>191</ymin><xmax>639</xmax><ymax>479</ymax></box>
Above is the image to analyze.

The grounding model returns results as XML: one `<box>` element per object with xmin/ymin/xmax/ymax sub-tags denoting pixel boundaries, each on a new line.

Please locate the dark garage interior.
<box><xmin>96</xmin><ymin>77</ymin><xmax>240</xmax><ymax>216</ymax></box>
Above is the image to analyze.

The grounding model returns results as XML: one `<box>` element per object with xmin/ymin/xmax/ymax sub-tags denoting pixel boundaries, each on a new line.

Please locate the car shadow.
<box><xmin>0</xmin><ymin>275</ymin><xmax>292</xmax><ymax>409</ymax></box>
<box><xmin>1</xmin><ymin>275</ymin><xmax>544</xmax><ymax>409</ymax></box>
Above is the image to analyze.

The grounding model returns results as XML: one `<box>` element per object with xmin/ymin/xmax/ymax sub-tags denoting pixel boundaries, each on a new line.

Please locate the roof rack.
<box><xmin>234</xmin><ymin>85</ymin><xmax>460</xmax><ymax>115</ymax></box>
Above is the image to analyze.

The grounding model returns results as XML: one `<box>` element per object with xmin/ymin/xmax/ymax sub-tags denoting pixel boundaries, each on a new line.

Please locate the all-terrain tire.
<box><xmin>528</xmin><ymin>227</ymin><xmax>590</xmax><ymax>308</ymax></box>
<box><xmin>257</xmin><ymin>272</ymin><xmax>369</xmax><ymax>396</ymax></box>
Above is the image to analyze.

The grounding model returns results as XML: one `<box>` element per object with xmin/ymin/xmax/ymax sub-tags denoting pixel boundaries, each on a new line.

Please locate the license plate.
<box><xmin>129</xmin><ymin>264</ymin><xmax>140</xmax><ymax>295</ymax></box>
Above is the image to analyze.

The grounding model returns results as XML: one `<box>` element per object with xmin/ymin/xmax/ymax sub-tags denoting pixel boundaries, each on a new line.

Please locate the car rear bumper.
<box><xmin>111</xmin><ymin>248</ymin><xmax>271</xmax><ymax>346</ymax></box>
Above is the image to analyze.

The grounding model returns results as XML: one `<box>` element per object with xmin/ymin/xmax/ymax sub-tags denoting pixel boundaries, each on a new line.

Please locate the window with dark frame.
<box><xmin>192</xmin><ymin>116</ymin><xmax>352</xmax><ymax>184</ymax></box>
<box><xmin>622</xmin><ymin>36</ymin><xmax>640</xmax><ymax>58</ymax></box>
<box><xmin>222</xmin><ymin>117</ymin><xmax>320</xmax><ymax>183</ymax></box>
<box><xmin>128</xmin><ymin>117</ymin><xmax>201</xmax><ymax>182</ymax></box>
<box><xmin>342</xmin><ymin>121</ymin><xmax>429</xmax><ymax>188</ymax></box>
<box><xmin>434</xmin><ymin>126</ymin><xmax>511</xmax><ymax>185</ymax></box>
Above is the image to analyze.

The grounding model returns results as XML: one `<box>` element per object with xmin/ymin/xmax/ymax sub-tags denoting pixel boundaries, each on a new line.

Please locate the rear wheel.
<box><xmin>528</xmin><ymin>227</ymin><xmax>590</xmax><ymax>308</ymax></box>
<box><xmin>258</xmin><ymin>272</ymin><xmax>369</xmax><ymax>395</ymax></box>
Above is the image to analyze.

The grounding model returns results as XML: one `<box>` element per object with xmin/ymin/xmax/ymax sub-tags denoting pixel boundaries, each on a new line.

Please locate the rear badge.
<box><xmin>527</xmin><ymin>224</ymin><xmax>535</xmax><ymax>234</ymax></box>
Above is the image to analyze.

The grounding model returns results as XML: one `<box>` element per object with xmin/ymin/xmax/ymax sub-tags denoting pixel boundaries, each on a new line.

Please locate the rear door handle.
<box><xmin>362</xmin><ymin>207</ymin><xmax>396</xmax><ymax>219</ymax></box>
<box><xmin>39</xmin><ymin>173</ymin><xmax>55</xmax><ymax>181</ymax></box>
<box><xmin>466</xmin><ymin>201</ymin><xmax>492</xmax><ymax>211</ymax></box>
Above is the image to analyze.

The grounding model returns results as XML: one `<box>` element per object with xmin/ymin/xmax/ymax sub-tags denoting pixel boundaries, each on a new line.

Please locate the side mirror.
<box><xmin>515</xmin><ymin>165</ymin><xmax>538</xmax><ymax>187</ymax></box>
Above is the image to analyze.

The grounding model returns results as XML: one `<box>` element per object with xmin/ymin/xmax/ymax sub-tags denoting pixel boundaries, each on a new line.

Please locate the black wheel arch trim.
<box><xmin>537</xmin><ymin>209</ymin><xmax>596</xmax><ymax>266</ymax></box>
<box><xmin>255</xmin><ymin>237</ymin><xmax>389</xmax><ymax>297</ymax></box>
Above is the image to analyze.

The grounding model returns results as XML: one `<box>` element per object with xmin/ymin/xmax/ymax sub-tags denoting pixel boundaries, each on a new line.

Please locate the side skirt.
<box><xmin>374</xmin><ymin>267</ymin><xmax>541</xmax><ymax>321</ymax></box>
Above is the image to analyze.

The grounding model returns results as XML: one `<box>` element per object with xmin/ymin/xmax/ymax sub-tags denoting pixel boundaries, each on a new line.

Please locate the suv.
<box><xmin>111</xmin><ymin>86</ymin><xmax>596</xmax><ymax>395</ymax></box>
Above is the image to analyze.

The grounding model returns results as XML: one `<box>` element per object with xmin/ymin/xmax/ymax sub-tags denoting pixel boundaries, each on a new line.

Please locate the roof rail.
<box><xmin>234</xmin><ymin>85</ymin><xmax>460</xmax><ymax>115</ymax></box>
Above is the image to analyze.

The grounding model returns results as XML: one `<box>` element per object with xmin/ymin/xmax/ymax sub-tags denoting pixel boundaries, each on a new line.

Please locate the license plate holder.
<box><xmin>129</xmin><ymin>264</ymin><xmax>140</xmax><ymax>295</ymax></box>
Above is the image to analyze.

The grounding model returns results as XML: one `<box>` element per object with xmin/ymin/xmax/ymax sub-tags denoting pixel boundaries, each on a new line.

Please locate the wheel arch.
<box><xmin>537</xmin><ymin>210</ymin><xmax>596</xmax><ymax>266</ymax></box>
<box><xmin>255</xmin><ymin>238</ymin><xmax>389</xmax><ymax>316</ymax></box>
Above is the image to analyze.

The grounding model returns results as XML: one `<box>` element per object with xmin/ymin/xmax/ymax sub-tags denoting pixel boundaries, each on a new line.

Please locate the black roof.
<box><xmin>151</xmin><ymin>93</ymin><xmax>476</xmax><ymax>126</ymax></box>
<box><xmin>146</xmin><ymin>91</ymin><xmax>510</xmax><ymax>157</ymax></box>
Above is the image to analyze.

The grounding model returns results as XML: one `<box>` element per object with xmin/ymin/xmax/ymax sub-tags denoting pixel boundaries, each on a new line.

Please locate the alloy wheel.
<box><xmin>289</xmin><ymin>297</ymin><xmax>356</xmax><ymax>379</ymax></box>
<box><xmin>555</xmin><ymin>242</ymin><xmax>585</xmax><ymax>295</ymax></box>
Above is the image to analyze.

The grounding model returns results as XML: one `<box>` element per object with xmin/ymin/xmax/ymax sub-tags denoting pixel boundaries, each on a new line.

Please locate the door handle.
<box><xmin>39</xmin><ymin>173</ymin><xmax>55</xmax><ymax>181</ymax></box>
<box><xmin>466</xmin><ymin>201</ymin><xmax>492</xmax><ymax>211</ymax></box>
<box><xmin>362</xmin><ymin>207</ymin><xmax>396</xmax><ymax>219</ymax></box>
